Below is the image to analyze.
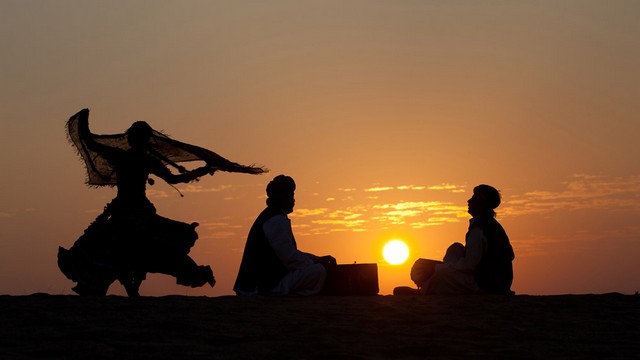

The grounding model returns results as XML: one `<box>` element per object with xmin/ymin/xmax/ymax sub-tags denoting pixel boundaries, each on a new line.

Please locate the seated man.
<box><xmin>400</xmin><ymin>184</ymin><xmax>515</xmax><ymax>295</ymax></box>
<box><xmin>233</xmin><ymin>175</ymin><xmax>336</xmax><ymax>296</ymax></box>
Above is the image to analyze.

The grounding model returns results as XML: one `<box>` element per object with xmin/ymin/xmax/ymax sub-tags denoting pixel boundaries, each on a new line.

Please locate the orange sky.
<box><xmin>1</xmin><ymin>1</ymin><xmax>639</xmax><ymax>296</ymax></box>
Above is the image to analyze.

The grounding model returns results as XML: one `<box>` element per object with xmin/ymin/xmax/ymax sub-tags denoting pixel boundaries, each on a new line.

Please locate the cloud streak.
<box><xmin>501</xmin><ymin>174</ymin><xmax>640</xmax><ymax>217</ymax></box>
<box><xmin>150</xmin><ymin>175</ymin><xmax>640</xmax><ymax>238</ymax></box>
<box><xmin>293</xmin><ymin>183</ymin><xmax>472</xmax><ymax>234</ymax></box>
<box><xmin>292</xmin><ymin>175</ymin><xmax>640</xmax><ymax>235</ymax></box>
<box><xmin>0</xmin><ymin>211</ymin><xmax>16</xmax><ymax>218</ymax></box>
<box><xmin>0</xmin><ymin>208</ymin><xmax>35</xmax><ymax>218</ymax></box>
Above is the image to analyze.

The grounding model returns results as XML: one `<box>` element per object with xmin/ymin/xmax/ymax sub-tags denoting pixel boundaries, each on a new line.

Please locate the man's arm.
<box><xmin>151</xmin><ymin>162</ymin><xmax>214</xmax><ymax>185</ymax></box>
<box><xmin>449</xmin><ymin>228</ymin><xmax>485</xmax><ymax>273</ymax></box>
<box><xmin>263</xmin><ymin>215</ymin><xmax>315</xmax><ymax>270</ymax></box>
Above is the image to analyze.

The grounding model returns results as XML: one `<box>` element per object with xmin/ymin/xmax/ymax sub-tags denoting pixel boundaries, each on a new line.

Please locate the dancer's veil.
<box><xmin>67</xmin><ymin>109</ymin><xmax>267</xmax><ymax>187</ymax></box>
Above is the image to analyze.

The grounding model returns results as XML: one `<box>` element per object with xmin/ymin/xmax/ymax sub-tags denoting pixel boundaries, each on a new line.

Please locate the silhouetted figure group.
<box><xmin>58</xmin><ymin>109</ymin><xmax>514</xmax><ymax>297</ymax></box>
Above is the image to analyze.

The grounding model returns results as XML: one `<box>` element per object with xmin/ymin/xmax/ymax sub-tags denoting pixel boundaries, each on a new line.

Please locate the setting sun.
<box><xmin>383</xmin><ymin>240</ymin><xmax>410</xmax><ymax>265</ymax></box>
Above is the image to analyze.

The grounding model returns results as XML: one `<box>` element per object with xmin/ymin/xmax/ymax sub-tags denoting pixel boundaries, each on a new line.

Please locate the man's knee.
<box><xmin>291</xmin><ymin>264</ymin><xmax>326</xmax><ymax>295</ymax></box>
<box><xmin>443</xmin><ymin>242</ymin><xmax>465</xmax><ymax>263</ymax></box>
<box><xmin>312</xmin><ymin>263</ymin><xmax>327</xmax><ymax>278</ymax></box>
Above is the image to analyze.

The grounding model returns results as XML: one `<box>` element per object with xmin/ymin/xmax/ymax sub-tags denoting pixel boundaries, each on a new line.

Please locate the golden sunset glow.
<box><xmin>383</xmin><ymin>240</ymin><xmax>410</xmax><ymax>265</ymax></box>
<box><xmin>1</xmin><ymin>2</ymin><xmax>639</xmax><ymax>297</ymax></box>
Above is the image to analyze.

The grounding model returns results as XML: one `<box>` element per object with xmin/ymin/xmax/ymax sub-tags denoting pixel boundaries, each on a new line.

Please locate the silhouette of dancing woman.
<box><xmin>58</xmin><ymin>109</ymin><xmax>266</xmax><ymax>296</ymax></box>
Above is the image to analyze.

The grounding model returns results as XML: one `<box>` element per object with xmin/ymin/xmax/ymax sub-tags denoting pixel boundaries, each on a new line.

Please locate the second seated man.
<box><xmin>233</xmin><ymin>175</ymin><xmax>336</xmax><ymax>296</ymax></box>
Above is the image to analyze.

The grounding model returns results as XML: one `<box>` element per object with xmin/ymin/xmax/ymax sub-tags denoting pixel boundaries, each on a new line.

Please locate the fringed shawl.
<box><xmin>67</xmin><ymin>109</ymin><xmax>267</xmax><ymax>187</ymax></box>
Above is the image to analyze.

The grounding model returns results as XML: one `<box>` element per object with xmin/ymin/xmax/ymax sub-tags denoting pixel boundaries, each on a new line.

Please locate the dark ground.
<box><xmin>0</xmin><ymin>293</ymin><xmax>638</xmax><ymax>359</ymax></box>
